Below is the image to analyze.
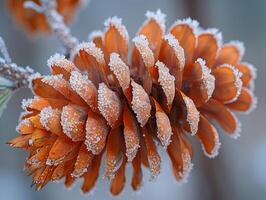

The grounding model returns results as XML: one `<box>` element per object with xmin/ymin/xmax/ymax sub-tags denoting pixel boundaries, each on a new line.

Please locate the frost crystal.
<box><xmin>71</xmin><ymin>42</ymin><xmax>105</xmax><ymax>65</ymax></box>
<box><xmin>47</xmin><ymin>53</ymin><xmax>65</xmax><ymax>66</ymax></box>
<box><xmin>124</xmin><ymin>131</ymin><xmax>140</xmax><ymax>162</ymax></box>
<box><xmin>133</xmin><ymin>35</ymin><xmax>155</xmax><ymax>67</ymax></box>
<box><xmin>88</xmin><ymin>30</ymin><xmax>103</xmax><ymax>41</ymax></box>
<box><xmin>178</xmin><ymin>150</ymin><xmax>193</xmax><ymax>184</ymax></box>
<box><xmin>201</xmin><ymin>126</ymin><xmax>221</xmax><ymax>159</ymax></box>
<box><xmin>16</xmin><ymin>119</ymin><xmax>30</xmax><ymax>133</ymax></box>
<box><xmin>131</xmin><ymin>80</ymin><xmax>151</xmax><ymax>127</ymax></box>
<box><xmin>156</xmin><ymin>61</ymin><xmax>175</xmax><ymax>106</ymax></box>
<box><xmin>98</xmin><ymin>83</ymin><xmax>121</xmax><ymax>127</ymax></box>
<box><xmin>244</xmin><ymin>62</ymin><xmax>257</xmax><ymax>80</ymax></box>
<box><xmin>47</xmin><ymin>53</ymin><xmax>75</xmax><ymax>70</ymax></box>
<box><xmin>243</xmin><ymin>62</ymin><xmax>257</xmax><ymax>92</ymax></box>
<box><xmin>61</xmin><ymin>105</ymin><xmax>86</xmax><ymax>140</ymax></box>
<box><xmin>69</xmin><ymin>70</ymin><xmax>97</xmax><ymax>111</ymax></box>
<box><xmin>104</xmin><ymin>16</ymin><xmax>129</xmax><ymax>42</ymax></box>
<box><xmin>103</xmin><ymin>155</ymin><xmax>123</xmax><ymax>179</ymax></box>
<box><xmin>21</xmin><ymin>98</ymin><xmax>33</xmax><ymax>110</ymax></box>
<box><xmin>183</xmin><ymin>95</ymin><xmax>199</xmax><ymax>135</ymax></box>
<box><xmin>199</xmin><ymin>28</ymin><xmax>223</xmax><ymax>52</ymax></box>
<box><xmin>164</xmin><ymin>34</ymin><xmax>185</xmax><ymax>70</ymax></box>
<box><xmin>28</xmin><ymin>72</ymin><xmax>42</xmax><ymax>90</ymax></box>
<box><xmin>145</xmin><ymin>9</ymin><xmax>166</xmax><ymax>33</ymax></box>
<box><xmin>42</xmin><ymin>74</ymin><xmax>64</xmax><ymax>88</ymax></box>
<box><xmin>245</xmin><ymin>90</ymin><xmax>257</xmax><ymax>114</ymax></box>
<box><xmin>85</xmin><ymin>113</ymin><xmax>108</xmax><ymax>155</ymax></box>
<box><xmin>109</xmin><ymin>53</ymin><xmax>130</xmax><ymax>90</ymax></box>
<box><xmin>230</xmin><ymin>112</ymin><xmax>242</xmax><ymax>139</ymax></box>
<box><xmin>196</xmin><ymin>58</ymin><xmax>215</xmax><ymax>99</ymax></box>
<box><xmin>226</xmin><ymin>40</ymin><xmax>245</xmax><ymax>61</ymax></box>
<box><xmin>148</xmin><ymin>154</ymin><xmax>161</xmax><ymax>181</ymax></box>
<box><xmin>222</xmin><ymin>64</ymin><xmax>243</xmax><ymax>104</ymax></box>
<box><xmin>155</xmin><ymin>111</ymin><xmax>173</xmax><ymax>148</ymax></box>
<box><xmin>170</xmin><ymin>17</ymin><xmax>199</xmax><ymax>34</ymax></box>
<box><xmin>40</xmin><ymin>106</ymin><xmax>59</xmax><ymax>131</ymax></box>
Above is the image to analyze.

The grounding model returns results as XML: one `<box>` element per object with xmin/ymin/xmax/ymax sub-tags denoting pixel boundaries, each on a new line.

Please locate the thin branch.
<box><xmin>0</xmin><ymin>37</ymin><xmax>36</xmax><ymax>90</ymax></box>
<box><xmin>1</xmin><ymin>0</ymin><xmax>82</xmax><ymax>91</ymax></box>
<box><xmin>24</xmin><ymin>0</ymin><xmax>79</xmax><ymax>53</ymax></box>
<box><xmin>24</xmin><ymin>1</ymin><xmax>44</xmax><ymax>13</ymax></box>
<box><xmin>0</xmin><ymin>59</ymin><xmax>35</xmax><ymax>89</ymax></box>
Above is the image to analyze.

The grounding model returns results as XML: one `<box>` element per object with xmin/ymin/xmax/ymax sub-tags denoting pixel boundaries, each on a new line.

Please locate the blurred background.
<box><xmin>0</xmin><ymin>0</ymin><xmax>265</xmax><ymax>199</ymax></box>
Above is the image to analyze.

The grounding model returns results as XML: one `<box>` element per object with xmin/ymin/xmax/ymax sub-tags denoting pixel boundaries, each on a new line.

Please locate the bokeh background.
<box><xmin>0</xmin><ymin>0</ymin><xmax>265</xmax><ymax>199</ymax></box>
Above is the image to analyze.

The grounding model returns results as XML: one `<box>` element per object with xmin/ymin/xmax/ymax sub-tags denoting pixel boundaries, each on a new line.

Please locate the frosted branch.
<box><xmin>0</xmin><ymin>37</ymin><xmax>36</xmax><ymax>90</ymax></box>
<box><xmin>24</xmin><ymin>1</ymin><xmax>44</xmax><ymax>13</ymax></box>
<box><xmin>24</xmin><ymin>0</ymin><xmax>79</xmax><ymax>53</ymax></box>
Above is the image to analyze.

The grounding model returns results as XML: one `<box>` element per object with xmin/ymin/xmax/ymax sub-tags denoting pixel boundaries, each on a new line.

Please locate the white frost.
<box><xmin>108</xmin><ymin>53</ymin><xmax>130</xmax><ymax>91</ymax></box>
<box><xmin>156</xmin><ymin>61</ymin><xmax>175</xmax><ymax>106</ymax></box>
<box><xmin>88</xmin><ymin>30</ymin><xmax>103</xmax><ymax>41</ymax></box>
<box><xmin>198</xmin><ymin>28</ymin><xmax>223</xmax><ymax>53</ymax></box>
<box><xmin>170</xmin><ymin>17</ymin><xmax>199</xmax><ymax>35</ymax></box>
<box><xmin>145</xmin><ymin>9</ymin><xmax>166</xmax><ymax>33</ymax></box>
<box><xmin>104</xmin><ymin>16</ymin><xmax>129</xmax><ymax>42</ymax></box>
<box><xmin>98</xmin><ymin>83</ymin><xmax>121</xmax><ymax>127</ymax></box>
<box><xmin>183</xmin><ymin>95</ymin><xmax>200</xmax><ymax>136</ymax></box>
<box><xmin>131</xmin><ymin>80</ymin><xmax>151</xmax><ymax>127</ymax></box>
<box><xmin>229</xmin><ymin>112</ymin><xmax>242</xmax><ymax>139</ymax></box>
<box><xmin>243</xmin><ymin>62</ymin><xmax>257</xmax><ymax>92</ymax></box>
<box><xmin>39</xmin><ymin>106</ymin><xmax>58</xmax><ymax>131</ymax></box>
<box><xmin>28</xmin><ymin>72</ymin><xmax>42</xmax><ymax>91</ymax></box>
<box><xmin>196</xmin><ymin>58</ymin><xmax>215</xmax><ymax>100</ymax></box>
<box><xmin>222</xmin><ymin>64</ymin><xmax>243</xmax><ymax>104</ymax></box>
<box><xmin>47</xmin><ymin>53</ymin><xmax>65</xmax><ymax>67</ymax></box>
<box><xmin>71</xmin><ymin>41</ymin><xmax>105</xmax><ymax>65</ymax></box>
<box><xmin>245</xmin><ymin>89</ymin><xmax>257</xmax><ymax>114</ymax></box>
<box><xmin>201</xmin><ymin>126</ymin><xmax>221</xmax><ymax>159</ymax></box>
<box><xmin>21</xmin><ymin>98</ymin><xmax>33</xmax><ymax>110</ymax></box>
<box><xmin>178</xmin><ymin>151</ymin><xmax>193</xmax><ymax>184</ymax></box>
<box><xmin>164</xmin><ymin>34</ymin><xmax>185</xmax><ymax>70</ymax></box>
<box><xmin>132</xmin><ymin>35</ymin><xmax>155</xmax><ymax>67</ymax></box>
<box><xmin>226</xmin><ymin>40</ymin><xmax>245</xmax><ymax>61</ymax></box>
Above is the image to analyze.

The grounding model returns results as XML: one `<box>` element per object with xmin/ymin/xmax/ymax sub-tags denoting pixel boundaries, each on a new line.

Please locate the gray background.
<box><xmin>0</xmin><ymin>0</ymin><xmax>265</xmax><ymax>199</ymax></box>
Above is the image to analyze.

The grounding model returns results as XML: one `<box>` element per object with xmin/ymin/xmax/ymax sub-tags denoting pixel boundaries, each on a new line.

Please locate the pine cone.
<box><xmin>7</xmin><ymin>0</ymin><xmax>81</xmax><ymax>33</ymax></box>
<box><xmin>9</xmin><ymin>10</ymin><xmax>256</xmax><ymax>195</ymax></box>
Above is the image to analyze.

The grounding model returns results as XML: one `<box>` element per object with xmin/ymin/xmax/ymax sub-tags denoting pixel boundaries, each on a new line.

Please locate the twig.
<box><xmin>0</xmin><ymin>59</ymin><xmax>35</xmax><ymax>89</ymax></box>
<box><xmin>1</xmin><ymin>0</ymin><xmax>82</xmax><ymax>90</ymax></box>
<box><xmin>24</xmin><ymin>0</ymin><xmax>79</xmax><ymax>53</ymax></box>
<box><xmin>0</xmin><ymin>37</ymin><xmax>36</xmax><ymax>90</ymax></box>
<box><xmin>0</xmin><ymin>0</ymin><xmax>82</xmax><ymax>91</ymax></box>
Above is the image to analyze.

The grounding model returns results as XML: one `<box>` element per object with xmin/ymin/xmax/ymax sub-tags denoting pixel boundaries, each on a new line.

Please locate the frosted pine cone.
<box><xmin>7</xmin><ymin>0</ymin><xmax>82</xmax><ymax>33</ymax></box>
<box><xmin>9</xmin><ymin>10</ymin><xmax>256</xmax><ymax>195</ymax></box>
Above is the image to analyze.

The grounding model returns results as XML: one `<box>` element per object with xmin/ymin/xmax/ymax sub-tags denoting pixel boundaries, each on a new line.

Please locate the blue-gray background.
<box><xmin>0</xmin><ymin>0</ymin><xmax>265</xmax><ymax>199</ymax></box>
